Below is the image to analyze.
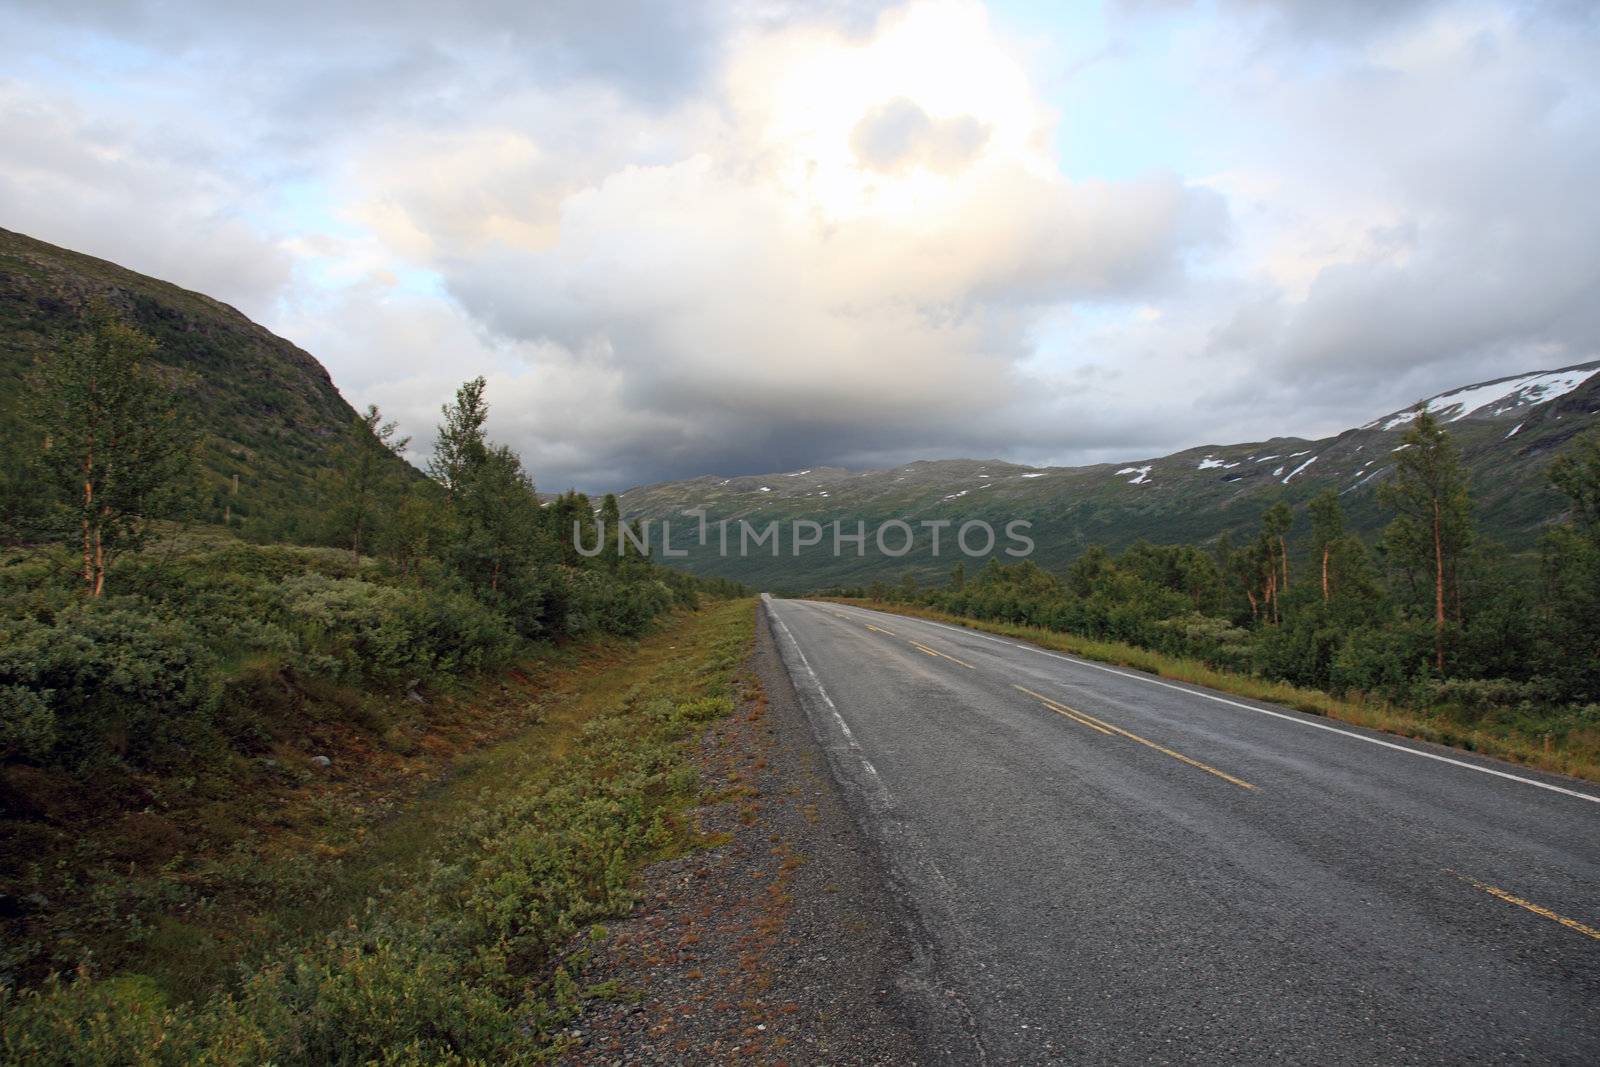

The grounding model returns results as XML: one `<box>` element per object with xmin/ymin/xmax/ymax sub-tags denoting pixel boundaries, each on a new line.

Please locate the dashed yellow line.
<box><xmin>1013</xmin><ymin>684</ymin><xmax>1115</xmax><ymax>736</ymax></box>
<box><xmin>1013</xmin><ymin>685</ymin><xmax>1256</xmax><ymax>791</ymax></box>
<box><xmin>910</xmin><ymin>640</ymin><xmax>976</xmax><ymax>669</ymax></box>
<box><xmin>854</xmin><ymin>618</ymin><xmax>977</xmax><ymax>670</ymax></box>
<box><xmin>1448</xmin><ymin>870</ymin><xmax>1600</xmax><ymax>942</ymax></box>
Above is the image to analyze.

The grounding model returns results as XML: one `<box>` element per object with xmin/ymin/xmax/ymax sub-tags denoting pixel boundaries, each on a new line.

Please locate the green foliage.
<box><xmin>24</xmin><ymin>315</ymin><xmax>198</xmax><ymax>594</ymax></box>
<box><xmin>323</xmin><ymin>405</ymin><xmax>410</xmax><ymax>561</ymax></box>
<box><xmin>275</xmin><ymin>574</ymin><xmax>516</xmax><ymax>685</ymax></box>
<box><xmin>1</xmin><ymin>229</ymin><xmax>422</xmax><ymax>544</ymax></box>
<box><xmin>0</xmin><ymin>685</ymin><xmax>56</xmax><ymax>763</ymax></box>
<box><xmin>562</xmin><ymin>571</ymin><xmax>676</xmax><ymax>638</ymax></box>
<box><xmin>1549</xmin><ymin>428</ymin><xmax>1600</xmax><ymax>534</ymax></box>
<box><xmin>0</xmin><ymin>369</ymin><xmax>746</xmax><ymax>776</ymax></box>
<box><xmin>0</xmin><ymin>607</ymin><xmax>751</xmax><ymax>1065</ymax></box>
<box><xmin>0</xmin><ymin>601</ymin><xmax>217</xmax><ymax>769</ymax></box>
<box><xmin>1380</xmin><ymin>408</ymin><xmax>1474</xmax><ymax>628</ymax></box>
<box><xmin>1537</xmin><ymin>428</ymin><xmax>1600</xmax><ymax>700</ymax></box>
<box><xmin>426</xmin><ymin>376</ymin><xmax>489</xmax><ymax>497</ymax></box>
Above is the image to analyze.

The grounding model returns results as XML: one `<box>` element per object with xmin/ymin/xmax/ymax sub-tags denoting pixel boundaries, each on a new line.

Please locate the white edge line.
<box><xmin>824</xmin><ymin>603</ymin><xmax>1600</xmax><ymax>807</ymax></box>
<box><xmin>770</xmin><ymin>606</ymin><xmax>880</xmax><ymax>780</ymax></box>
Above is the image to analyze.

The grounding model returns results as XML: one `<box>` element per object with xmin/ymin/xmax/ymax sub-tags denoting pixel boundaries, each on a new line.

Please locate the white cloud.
<box><xmin>0</xmin><ymin>82</ymin><xmax>291</xmax><ymax>319</ymax></box>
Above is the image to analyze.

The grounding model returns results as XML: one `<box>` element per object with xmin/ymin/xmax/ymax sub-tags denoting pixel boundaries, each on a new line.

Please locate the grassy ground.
<box><xmin>827</xmin><ymin>598</ymin><xmax>1600</xmax><ymax>784</ymax></box>
<box><xmin>0</xmin><ymin>598</ymin><xmax>757</xmax><ymax>1065</ymax></box>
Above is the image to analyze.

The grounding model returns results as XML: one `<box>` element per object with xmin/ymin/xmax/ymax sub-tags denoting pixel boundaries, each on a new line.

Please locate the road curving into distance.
<box><xmin>763</xmin><ymin>596</ymin><xmax>1600</xmax><ymax>1065</ymax></box>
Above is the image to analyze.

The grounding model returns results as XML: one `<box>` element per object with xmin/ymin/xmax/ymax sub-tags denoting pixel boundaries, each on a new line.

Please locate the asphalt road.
<box><xmin>763</xmin><ymin>596</ymin><xmax>1600</xmax><ymax>1065</ymax></box>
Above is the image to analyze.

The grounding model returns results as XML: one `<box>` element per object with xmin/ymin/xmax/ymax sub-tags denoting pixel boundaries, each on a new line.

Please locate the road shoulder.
<box><xmin>560</xmin><ymin>604</ymin><xmax>923</xmax><ymax>1064</ymax></box>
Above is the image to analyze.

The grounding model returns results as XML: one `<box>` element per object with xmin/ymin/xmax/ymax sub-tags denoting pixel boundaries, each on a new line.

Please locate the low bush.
<box><xmin>0</xmin><ymin>602</ymin><xmax>218</xmax><ymax>769</ymax></box>
<box><xmin>275</xmin><ymin>574</ymin><xmax>516</xmax><ymax>685</ymax></box>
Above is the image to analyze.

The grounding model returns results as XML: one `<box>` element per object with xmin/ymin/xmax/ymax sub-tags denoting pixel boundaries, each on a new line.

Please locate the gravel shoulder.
<box><xmin>560</xmin><ymin>605</ymin><xmax>924</xmax><ymax>1064</ymax></box>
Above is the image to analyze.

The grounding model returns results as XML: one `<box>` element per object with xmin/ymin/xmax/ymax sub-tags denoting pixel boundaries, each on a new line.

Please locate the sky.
<box><xmin>3</xmin><ymin>0</ymin><xmax>1598</xmax><ymax>491</ymax></box>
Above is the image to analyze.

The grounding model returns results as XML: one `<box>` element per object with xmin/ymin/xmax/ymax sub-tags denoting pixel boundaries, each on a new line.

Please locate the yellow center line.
<box><xmin>1012</xmin><ymin>685</ymin><xmax>1257</xmax><ymax>791</ymax></box>
<box><xmin>910</xmin><ymin>640</ymin><xmax>976</xmax><ymax>669</ymax></box>
<box><xmin>857</xmin><ymin>620</ymin><xmax>972</xmax><ymax>669</ymax></box>
<box><xmin>1012</xmin><ymin>685</ymin><xmax>1116</xmax><ymax>736</ymax></box>
<box><xmin>1447</xmin><ymin>870</ymin><xmax>1600</xmax><ymax>942</ymax></box>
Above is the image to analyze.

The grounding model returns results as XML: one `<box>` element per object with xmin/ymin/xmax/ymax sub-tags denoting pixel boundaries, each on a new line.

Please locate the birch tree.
<box><xmin>28</xmin><ymin>316</ymin><xmax>194</xmax><ymax>596</ymax></box>
<box><xmin>1380</xmin><ymin>407</ymin><xmax>1472</xmax><ymax>671</ymax></box>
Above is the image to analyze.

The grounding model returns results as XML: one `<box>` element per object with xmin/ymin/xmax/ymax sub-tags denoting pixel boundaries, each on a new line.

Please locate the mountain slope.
<box><xmin>0</xmin><ymin>227</ymin><xmax>413</xmax><ymax>537</ymax></box>
<box><xmin>619</xmin><ymin>361</ymin><xmax>1600</xmax><ymax>591</ymax></box>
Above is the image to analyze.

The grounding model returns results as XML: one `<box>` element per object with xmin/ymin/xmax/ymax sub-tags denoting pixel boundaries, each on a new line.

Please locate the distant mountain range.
<box><xmin>0</xmin><ymin>228</ymin><xmax>415</xmax><ymax>538</ymax></box>
<box><xmin>619</xmin><ymin>361</ymin><xmax>1600</xmax><ymax>591</ymax></box>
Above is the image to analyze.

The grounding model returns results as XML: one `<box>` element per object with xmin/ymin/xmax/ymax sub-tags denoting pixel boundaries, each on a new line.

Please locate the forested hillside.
<box><xmin>0</xmin><ymin>227</ymin><xmax>411</xmax><ymax>540</ymax></box>
<box><xmin>619</xmin><ymin>362</ymin><xmax>1600</xmax><ymax>590</ymax></box>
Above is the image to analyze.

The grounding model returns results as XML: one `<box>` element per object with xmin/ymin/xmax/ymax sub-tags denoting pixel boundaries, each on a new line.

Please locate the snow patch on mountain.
<box><xmin>1283</xmin><ymin>455</ymin><xmax>1318</xmax><ymax>484</ymax></box>
<box><xmin>1116</xmin><ymin>465</ymin><xmax>1153</xmax><ymax>485</ymax></box>
<box><xmin>1372</xmin><ymin>366</ymin><xmax>1598</xmax><ymax>430</ymax></box>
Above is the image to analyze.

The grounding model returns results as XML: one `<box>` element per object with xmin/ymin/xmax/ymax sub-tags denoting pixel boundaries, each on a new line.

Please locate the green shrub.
<box><xmin>0</xmin><ymin>602</ymin><xmax>217</xmax><ymax>769</ymax></box>
<box><xmin>275</xmin><ymin>574</ymin><xmax>515</xmax><ymax>685</ymax></box>
<box><xmin>0</xmin><ymin>685</ymin><xmax>56</xmax><ymax>762</ymax></box>
<box><xmin>562</xmin><ymin>571</ymin><xmax>675</xmax><ymax>637</ymax></box>
<box><xmin>1328</xmin><ymin>622</ymin><xmax>1432</xmax><ymax>698</ymax></box>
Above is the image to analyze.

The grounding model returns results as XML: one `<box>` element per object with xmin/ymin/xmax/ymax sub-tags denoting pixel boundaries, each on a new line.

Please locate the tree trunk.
<box><xmin>1246</xmin><ymin>588</ymin><xmax>1258</xmax><ymax>620</ymax></box>
<box><xmin>1321</xmin><ymin>543</ymin><xmax>1330</xmax><ymax>602</ymax></box>
<box><xmin>1433</xmin><ymin>496</ymin><xmax>1446</xmax><ymax>672</ymax></box>
<box><xmin>1279</xmin><ymin>536</ymin><xmax>1289</xmax><ymax>593</ymax></box>
<box><xmin>92</xmin><ymin>522</ymin><xmax>106</xmax><ymax>598</ymax></box>
<box><xmin>81</xmin><ymin>436</ymin><xmax>95</xmax><ymax>591</ymax></box>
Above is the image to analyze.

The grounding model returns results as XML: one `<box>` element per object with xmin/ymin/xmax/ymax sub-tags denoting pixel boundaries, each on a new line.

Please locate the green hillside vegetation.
<box><xmin>830</xmin><ymin>414</ymin><xmax>1600</xmax><ymax>779</ymax></box>
<box><xmin>0</xmin><ymin>600</ymin><xmax>754</xmax><ymax>1065</ymax></box>
<box><xmin>0</xmin><ymin>227</ymin><xmax>414</xmax><ymax>542</ymax></box>
<box><xmin>616</xmin><ymin>363</ymin><xmax>1600</xmax><ymax>591</ymax></box>
<box><xmin>0</xmin><ymin>296</ymin><xmax>747</xmax><ymax>1058</ymax></box>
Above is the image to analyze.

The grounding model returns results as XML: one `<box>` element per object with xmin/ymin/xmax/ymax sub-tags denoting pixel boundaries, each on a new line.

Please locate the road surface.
<box><xmin>763</xmin><ymin>596</ymin><xmax>1600</xmax><ymax>1064</ymax></box>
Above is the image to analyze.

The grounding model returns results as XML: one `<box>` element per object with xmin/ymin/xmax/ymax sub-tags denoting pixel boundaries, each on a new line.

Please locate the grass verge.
<box><xmin>0</xmin><ymin>598</ymin><xmax>756</xmax><ymax>1065</ymax></box>
<box><xmin>827</xmin><ymin>598</ymin><xmax>1600</xmax><ymax>784</ymax></box>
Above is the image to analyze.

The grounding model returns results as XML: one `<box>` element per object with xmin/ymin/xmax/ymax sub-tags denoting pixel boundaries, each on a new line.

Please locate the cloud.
<box><xmin>3</xmin><ymin>0</ymin><xmax>1598</xmax><ymax>491</ymax></box>
<box><xmin>0</xmin><ymin>82</ymin><xmax>290</xmax><ymax>319</ymax></box>
<box><xmin>851</xmin><ymin>98</ymin><xmax>991</xmax><ymax>173</ymax></box>
<box><xmin>1208</xmin><ymin>2</ymin><xmax>1600</xmax><ymax>394</ymax></box>
<box><xmin>9</xmin><ymin>0</ymin><xmax>729</xmax><ymax>104</ymax></box>
<box><xmin>323</xmin><ymin>1</ymin><xmax>1224</xmax><ymax>485</ymax></box>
